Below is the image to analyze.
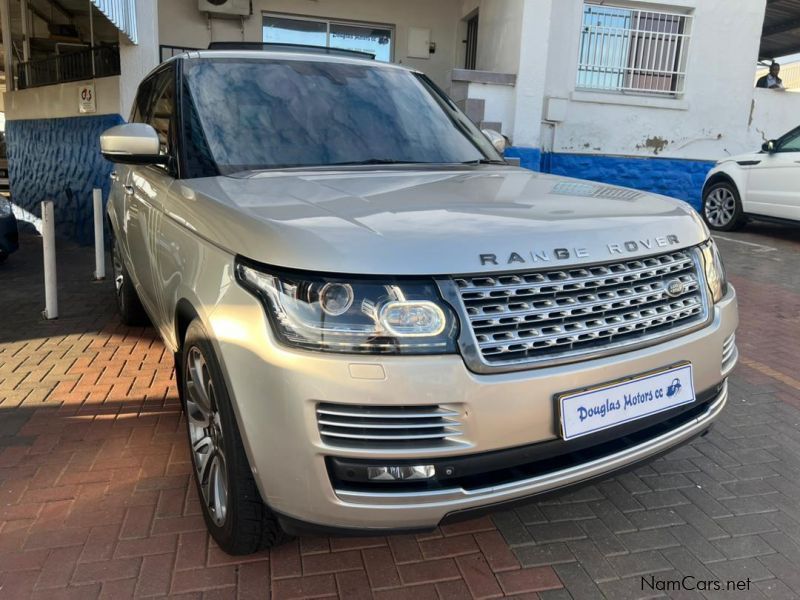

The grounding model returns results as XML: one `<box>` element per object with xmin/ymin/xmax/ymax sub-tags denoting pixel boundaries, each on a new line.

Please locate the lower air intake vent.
<box><xmin>316</xmin><ymin>403</ymin><xmax>465</xmax><ymax>450</ymax></box>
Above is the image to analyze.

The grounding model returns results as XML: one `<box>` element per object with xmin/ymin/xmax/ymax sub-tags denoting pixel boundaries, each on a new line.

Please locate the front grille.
<box><xmin>455</xmin><ymin>249</ymin><xmax>708</xmax><ymax>368</ymax></box>
<box><xmin>316</xmin><ymin>403</ymin><xmax>466</xmax><ymax>450</ymax></box>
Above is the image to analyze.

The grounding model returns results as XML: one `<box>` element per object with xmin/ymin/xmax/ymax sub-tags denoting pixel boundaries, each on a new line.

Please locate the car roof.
<box><xmin>162</xmin><ymin>49</ymin><xmax>417</xmax><ymax>74</ymax></box>
<box><xmin>207</xmin><ymin>41</ymin><xmax>376</xmax><ymax>59</ymax></box>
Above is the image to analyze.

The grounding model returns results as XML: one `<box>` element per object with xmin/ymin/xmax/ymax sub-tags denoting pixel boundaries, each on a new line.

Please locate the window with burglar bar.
<box><xmin>577</xmin><ymin>3</ymin><xmax>692</xmax><ymax>96</ymax></box>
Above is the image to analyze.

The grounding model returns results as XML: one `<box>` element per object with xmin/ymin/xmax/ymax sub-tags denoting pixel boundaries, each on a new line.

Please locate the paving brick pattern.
<box><xmin>0</xmin><ymin>222</ymin><xmax>799</xmax><ymax>599</ymax></box>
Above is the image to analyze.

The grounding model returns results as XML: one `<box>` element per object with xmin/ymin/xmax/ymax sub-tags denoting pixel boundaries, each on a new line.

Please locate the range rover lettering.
<box><xmin>101</xmin><ymin>46</ymin><xmax>738</xmax><ymax>555</ymax></box>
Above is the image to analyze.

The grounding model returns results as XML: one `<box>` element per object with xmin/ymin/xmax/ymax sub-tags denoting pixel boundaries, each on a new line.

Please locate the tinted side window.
<box><xmin>778</xmin><ymin>129</ymin><xmax>800</xmax><ymax>153</ymax></box>
<box><xmin>130</xmin><ymin>78</ymin><xmax>153</xmax><ymax>123</ymax></box>
<box><xmin>182</xmin><ymin>77</ymin><xmax>219</xmax><ymax>179</ymax></box>
<box><xmin>147</xmin><ymin>69</ymin><xmax>176</xmax><ymax>157</ymax></box>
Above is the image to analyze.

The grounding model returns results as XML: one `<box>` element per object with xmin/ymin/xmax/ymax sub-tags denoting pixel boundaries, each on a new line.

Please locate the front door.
<box><xmin>746</xmin><ymin>127</ymin><xmax>800</xmax><ymax>221</ymax></box>
<box><xmin>125</xmin><ymin>66</ymin><xmax>177</xmax><ymax>326</ymax></box>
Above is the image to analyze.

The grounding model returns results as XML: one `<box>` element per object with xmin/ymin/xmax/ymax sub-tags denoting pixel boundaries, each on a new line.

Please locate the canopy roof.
<box><xmin>761</xmin><ymin>0</ymin><xmax>800</xmax><ymax>60</ymax></box>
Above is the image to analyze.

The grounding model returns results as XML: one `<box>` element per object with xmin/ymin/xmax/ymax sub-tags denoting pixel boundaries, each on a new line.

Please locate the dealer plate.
<box><xmin>558</xmin><ymin>363</ymin><xmax>695</xmax><ymax>441</ymax></box>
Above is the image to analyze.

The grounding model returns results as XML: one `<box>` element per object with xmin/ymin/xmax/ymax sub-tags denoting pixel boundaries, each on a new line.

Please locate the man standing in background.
<box><xmin>757</xmin><ymin>62</ymin><xmax>785</xmax><ymax>89</ymax></box>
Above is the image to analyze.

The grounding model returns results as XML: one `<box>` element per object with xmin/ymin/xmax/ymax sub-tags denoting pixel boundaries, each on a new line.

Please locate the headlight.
<box><xmin>700</xmin><ymin>239</ymin><xmax>728</xmax><ymax>303</ymax></box>
<box><xmin>235</xmin><ymin>260</ymin><xmax>458</xmax><ymax>354</ymax></box>
<box><xmin>0</xmin><ymin>198</ymin><xmax>11</xmax><ymax>218</ymax></box>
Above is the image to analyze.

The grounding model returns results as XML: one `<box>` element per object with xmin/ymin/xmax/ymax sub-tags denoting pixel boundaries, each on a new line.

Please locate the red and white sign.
<box><xmin>79</xmin><ymin>83</ymin><xmax>96</xmax><ymax>114</ymax></box>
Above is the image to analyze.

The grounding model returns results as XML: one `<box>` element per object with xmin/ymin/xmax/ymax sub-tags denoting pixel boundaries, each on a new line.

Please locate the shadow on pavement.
<box><xmin>0</xmin><ymin>233</ymin><xmax>133</xmax><ymax>345</ymax></box>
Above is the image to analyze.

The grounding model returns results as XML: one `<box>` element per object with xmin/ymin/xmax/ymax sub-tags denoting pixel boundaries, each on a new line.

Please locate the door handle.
<box><xmin>110</xmin><ymin>171</ymin><xmax>118</xmax><ymax>182</ymax></box>
<box><xmin>123</xmin><ymin>184</ymin><xmax>134</xmax><ymax>196</ymax></box>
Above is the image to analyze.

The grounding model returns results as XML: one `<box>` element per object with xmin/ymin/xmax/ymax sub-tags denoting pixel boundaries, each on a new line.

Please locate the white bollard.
<box><xmin>93</xmin><ymin>188</ymin><xmax>105</xmax><ymax>280</ymax></box>
<box><xmin>41</xmin><ymin>200</ymin><xmax>58</xmax><ymax>319</ymax></box>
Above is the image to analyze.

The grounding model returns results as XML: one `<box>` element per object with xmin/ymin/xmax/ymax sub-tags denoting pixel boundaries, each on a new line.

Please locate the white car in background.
<box><xmin>702</xmin><ymin>125</ymin><xmax>800</xmax><ymax>230</ymax></box>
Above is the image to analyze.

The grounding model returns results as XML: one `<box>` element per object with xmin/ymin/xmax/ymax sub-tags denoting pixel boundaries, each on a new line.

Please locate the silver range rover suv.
<box><xmin>101</xmin><ymin>47</ymin><xmax>738</xmax><ymax>554</ymax></box>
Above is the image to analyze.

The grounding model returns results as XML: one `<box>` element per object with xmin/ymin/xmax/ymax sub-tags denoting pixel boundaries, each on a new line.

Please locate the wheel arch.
<box><xmin>106</xmin><ymin>214</ymin><xmax>116</xmax><ymax>239</ymax></box>
<box><xmin>175</xmin><ymin>298</ymin><xmax>201</xmax><ymax>350</ymax></box>
<box><xmin>702</xmin><ymin>172</ymin><xmax>739</xmax><ymax>201</ymax></box>
<box><xmin>173</xmin><ymin>298</ymin><xmax>201</xmax><ymax>395</ymax></box>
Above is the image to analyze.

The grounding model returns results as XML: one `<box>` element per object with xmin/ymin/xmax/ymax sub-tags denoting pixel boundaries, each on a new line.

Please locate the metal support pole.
<box><xmin>20</xmin><ymin>0</ymin><xmax>30</xmax><ymax>61</ymax></box>
<box><xmin>89</xmin><ymin>0</ymin><xmax>95</xmax><ymax>78</ymax></box>
<box><xmin>93</xmin><ymin>188</ymin><xmax>105</xmax><ymax>280</ymax></box>
<box><xmin>0</xmin><ymin>0</ymin><xmax>14</xmax><ymax>92</ymax></box>
<box><xmin>20</xmin><ymin>0</ymin><xmax>30</xmax><ymax>87</ymax></box>
<box><xmin>41</xmin><ymin>201</ymin><xmax>58</xmax><ymax>320</ymax></box>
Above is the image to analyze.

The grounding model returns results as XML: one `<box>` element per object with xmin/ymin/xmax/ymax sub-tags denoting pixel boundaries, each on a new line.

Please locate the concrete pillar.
<box><xmin>511</xmin><ymin>0</ymin><xmax>553</xmax><ymax>149</ymax></box>
<box><xmin>1</xmin><ymin>0</ymin><xmax>14</xmax><ymax>92</ymax></box>
<box><xmin>118</xmin><ymin>0</ymin><xmax>159</xmax><ymax>118</ymax></box>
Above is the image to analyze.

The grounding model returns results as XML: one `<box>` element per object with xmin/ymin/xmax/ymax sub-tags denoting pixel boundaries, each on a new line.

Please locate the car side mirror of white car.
<box><xmin>100</xmin><ymin>123</ymin><xmax>167</xmax><ymax>165</ymax></box>
<box><xmin>762</xmin><ymin>139</ymin><xmax>777</xmax><ymax>153</ymax></box>
<box><xmin>482</xmin><ymin>128</ymin><xmax>507</xmax><ymax>154</ymax></box>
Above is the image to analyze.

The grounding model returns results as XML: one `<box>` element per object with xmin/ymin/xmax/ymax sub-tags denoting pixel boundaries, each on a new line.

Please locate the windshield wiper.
<box><xmin>230</xmin><ymin>159</ymin><xmax>487</xmax><ymax>175</ymax></box>
<box><xmin>325</xmin><ymin>159</ymin><xmax>431</xmax><ymax>166</ymax></box>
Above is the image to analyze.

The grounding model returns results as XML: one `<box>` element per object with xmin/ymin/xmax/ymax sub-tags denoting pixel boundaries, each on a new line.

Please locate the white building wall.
<box><xmin>5</xmin><ymin>77</ymin><xmax>122</xmax><ymax>120</ymax></box>
<box><xmin>159</xmin><ymin>0</ymin><xmax>463</xmax><ymax>87</ymax></box>
<box><xmin>119</xmin><ymin>0</ymin><xmax>159</xmax><ymax>118</ymax></box>
<box><xmin>748</xmin><ymin>89</ymin><xmax>800</xmax><ymax>148</ymax></box>
<box><xmin>464</xmin><ymin>81</ymin><xmax>517</xmax><ymax>137</ymax></box>
<box><xmin>543</xmin><ymin>0</ymin><xmax>768</xmax><ymax>161</ymax></box>
<box><xmin>459</xmin><ymin>0</ymin><xmax>524</xmax><ymax>74</ymax></box>
<box><xmin>451</xmin><ymin>0</ymin><xmax>550</xmax><ymax>150</ymax></box>
<box><xmin>512</xmin><ymin>0</ymin><xmax>553</xmax><ymax>148</ymax></box>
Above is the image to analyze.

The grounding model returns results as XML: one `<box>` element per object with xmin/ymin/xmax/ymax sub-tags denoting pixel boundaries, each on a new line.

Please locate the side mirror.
<box><xmin>100</xmin><ymin>123</ymin><xmax>167</xmax><ymax>165</ymax></box>
<box><xmin>482</xmin><ymin>128</ymin><xmax>507</xmax><ymax>153</ymax></box>
<box><xmin>762</xmin><ymin>140</ymin><xmax>777</xmax><ymax>153</ymax></box>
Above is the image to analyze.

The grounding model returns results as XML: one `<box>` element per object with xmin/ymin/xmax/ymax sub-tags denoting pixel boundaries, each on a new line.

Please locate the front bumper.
<box><xmin>209</xmin><ymin>285</ymin><xmax>737</xmax><ymax>531</ymax></box>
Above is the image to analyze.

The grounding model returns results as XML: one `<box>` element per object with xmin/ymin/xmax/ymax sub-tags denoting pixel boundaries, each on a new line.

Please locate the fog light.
<box><xmin>367</xmin><ymin>465</ymin><xmax>436</xmax><ymax>481</ymax></box>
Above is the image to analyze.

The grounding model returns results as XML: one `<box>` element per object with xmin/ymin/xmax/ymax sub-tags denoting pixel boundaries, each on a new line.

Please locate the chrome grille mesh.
<box><xmin>316</xmin><ymin>403</ymin><xmax>466</xmax><ymax>450</ymax></box>
<box><xmin>455</xmin><ymin>249</ymin><xmax>708</xmax><ymax>367</ymax></box>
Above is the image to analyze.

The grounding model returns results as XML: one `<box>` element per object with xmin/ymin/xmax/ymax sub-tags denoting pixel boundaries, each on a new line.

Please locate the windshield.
<box><xmin>181</xmin><ymin>58</ymin><xmax>502</xmax><ymax>175</ymax></box>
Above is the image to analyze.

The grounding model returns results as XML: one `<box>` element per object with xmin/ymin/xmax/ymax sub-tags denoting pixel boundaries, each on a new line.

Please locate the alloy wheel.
<box><xmin>185</xmin><ymin>346</ymin><xmax>229</xmax><ymax>527</ymax></box>
<box><xmin>704</xmin><ymin>187</ymin><xmax>736</xmax><ymax>228</ymax></box>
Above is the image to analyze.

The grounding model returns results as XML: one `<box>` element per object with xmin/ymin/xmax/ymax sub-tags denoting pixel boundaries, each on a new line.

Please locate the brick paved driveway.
<box><xmin>1</xmin><ymin>223</ymin><xmax>800</xmax><ymax>599</ymax></box>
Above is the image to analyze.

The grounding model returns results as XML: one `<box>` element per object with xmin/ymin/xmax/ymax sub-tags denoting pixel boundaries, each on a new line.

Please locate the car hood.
<box><xmin>173</xmin><ymin>167</ymin><xmax>709</xmax><ymax>275</ymax></box>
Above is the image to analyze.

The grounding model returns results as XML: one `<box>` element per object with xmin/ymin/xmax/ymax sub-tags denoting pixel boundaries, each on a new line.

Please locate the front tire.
<box><xmin>181</xmin><ymin>320</ymin><xmax>289</xmax><ymax>555</ymax></box>
<box><xmin>703</xmin><ymin>182</ymin><xmax>745</xmax><ymax>231</ymax></box>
